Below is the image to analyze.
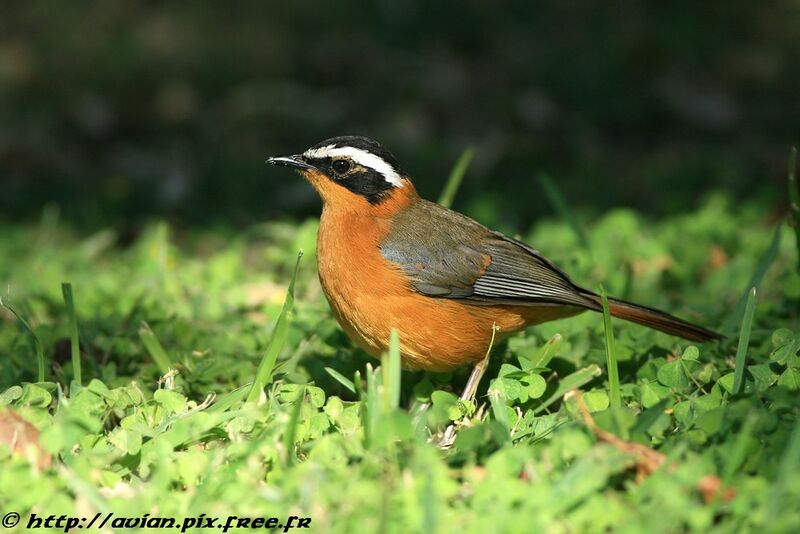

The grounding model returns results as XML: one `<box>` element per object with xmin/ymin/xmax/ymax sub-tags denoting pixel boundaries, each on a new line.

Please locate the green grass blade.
<box><xmin>438</xmin><ymin>146</ymin><xmax>475</xmax><ymax>208</ymax></box>
<box><xmin>732</xmin><ymin>287</ymin><xmax>757</xmax><ymax>395</ymax></box>
<box><xmin>364</xmin><ymin>363</ymin><xmax>379</xmax><ymax>449</ymax></box>
<box><xmin>534</xmin><ymin>364</ymin><xmax>602</xmax><ymax>414</ymax></box>
<box><xmin>382</xmin><ymin>328</ymin><xmax>401</xmax><ymax>412</ymax></box>
<box><xmin>422</xmin><ymin>466</ymin><xmax>437</xmax><ymax>534</ymax></box>
<box><xmin>141</xmin><ymin>410</ymin><xmax>240</xmax><ymax>453</ymax></box>
<box><xmin>283</xmin><ymin>385</ymin><xmax>305</xmax><ymax>466</ymax></box>
<box><xmin>485</xmin><ymin>322</ymin><xmax>511</xmax><ymax>435</ymax></box>
<box><xmin>324</xmin><ymin>367</ymin><xmax>356</xmax><ymax>394</ymax></box>
<box><xmin>353</xmin><ymin>369</ymin><xmax>364</xmax><ymax>398</ymax></box>
<box><xmin>138</xmin><ymin>321</ymin><xmax>173</xmax><ymax>375</ymax></box>
<box><xmin>246</xmin><ymin>250</ymin><xmax>303</xmax><ymax>403</ymax></box>
<box><xmin>61</xmin><ymin>282</ymin><xmax>82</xmax><ymax>387</ymax></box>
<box><xmin>768</xmin><ymin>420</ymin><xmax>800</xmax><ymax>522</ymax></box>
<box><xmin>207</xmin><ymin>385</ymin><xmax>250</xmax><ymax>413</ymax></box>
<box><xmin>599</xmin><ymin>286</ymin><xmax>621</xmax><ymax>409</ymax></box>
<box><xmin>723</xmin><ymin>414</ymin><xmax>757</xmax><ymax>481</ymax></box>
<box><xmin>60</xmin><ymin>466</ymin><xmax>111</xmax><ymax>516</ymax></box>
<box><xmin>788</xmin><ymin>146</ymin><xmax>799</xmax><ymax>272</ymax></box>
<box><xmin>1</xmin><ymin>297</ymin><xmax>46</xmax><ymax>382</ymax></box>
<box><xmin>538</xmin><ymin>173</ymin><xmax>591</xmax><ymax>252</ymax></box>
<box><xmin>722</xmin><ymin>225</ymin><xmax>781</xmax><ymax>334</ymax></box>
<box><xmin>531</xmin><ymin>333</ymin><xmax>563</xmax><ymax>369</ymax></box>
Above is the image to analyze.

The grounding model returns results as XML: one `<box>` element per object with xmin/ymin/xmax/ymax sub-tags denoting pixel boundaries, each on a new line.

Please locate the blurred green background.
<box><xmin>1</xmin><ymin>1</ymin><xmax>798</xmax><ymax>232</ymax></box>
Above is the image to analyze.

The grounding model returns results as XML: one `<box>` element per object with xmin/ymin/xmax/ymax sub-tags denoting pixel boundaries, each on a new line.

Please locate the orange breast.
<box><xmin>316</xmin><ymin>202</ymin><xmax>576</xmax><ymax>371</ymax></box>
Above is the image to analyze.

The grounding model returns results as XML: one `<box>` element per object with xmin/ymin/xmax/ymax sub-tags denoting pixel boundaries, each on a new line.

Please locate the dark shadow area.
<box><xmin>1</xmin><ymin>1</ymin><xmax>798</xmax><ymax>233</ymax></box>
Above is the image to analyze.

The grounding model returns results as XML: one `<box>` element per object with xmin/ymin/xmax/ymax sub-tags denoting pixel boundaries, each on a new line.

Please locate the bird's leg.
<box><xmin>438</xmin><ymin>354</ymin><xmax>491</xmax><ymax>448</ymax></box>
<box><xmin>439</xmin><ymin>323</ymin><xmax>499</xmax><ymax>448</ymax></box>
<box><xmin>460</xmin><ymin>354</ymin><xmax>491</xmax><ymax>405</ymax></box>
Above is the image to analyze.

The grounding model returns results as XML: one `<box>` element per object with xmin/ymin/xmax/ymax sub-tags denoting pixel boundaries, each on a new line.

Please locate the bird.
<box><xmin>267</xmin><ymin>136</ymin><xmax>721</xmax><ymax>409</ymax></box>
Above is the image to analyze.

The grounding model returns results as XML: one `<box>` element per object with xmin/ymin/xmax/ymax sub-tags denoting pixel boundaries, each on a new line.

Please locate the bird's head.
<box><xmin>267</xmin><ymin>136</ymin><xmax>417</xmax><ymax>214</ymax></box>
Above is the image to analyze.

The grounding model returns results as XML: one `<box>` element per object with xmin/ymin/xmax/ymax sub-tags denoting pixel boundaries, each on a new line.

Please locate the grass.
<box><xmin>721</xmin><ymin>224</ymin><xmax>782</xmax><ymax>334</ymax></box>
<box><xmin>60</xmin><ymin>282</ymin><xmax>81</xmax><ymax>388</ymax></box>
<box><xmin>437</xmin><ymin>146</ymin><xmax>475</xmax><ymax>209</ymax></box>
<box><xmin>0</xmin><ymin>296</ymin><xmax>46</xmax><ymax>383</ymax></box>
<box><xmin>138</xmin><ymin>321</ymin><xmax>173</xmax><ymax>376</ymax></box>
<box><xmin>538</xmin><ymin>173</ymin><xmax>592</xmax><ymax>253</ymax></box>
<box><xmin>247</xmin><ymin>250</ymin><xmax>303</xmax><ymax>403</ymax></box>
<box><xmin>598</xmin><ymin>286</ymin><xmax>621</xmax><ymax>409</ymax></box>
<box><xmin>1</xmin><ymin>193</ymin><xmax>799</xmax><ymax>532</ymax></box>
<box><xmin>732</xmin><ymin>287</ymin><xmax>756</xmax><ymax>395</ymax></box>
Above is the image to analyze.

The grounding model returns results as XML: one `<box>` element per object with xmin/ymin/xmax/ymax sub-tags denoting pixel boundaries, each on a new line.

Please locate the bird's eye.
<box><xmin>332</xmin><ymin>159</ymin><xmax>351</xmax><ymax>174</ymax></box>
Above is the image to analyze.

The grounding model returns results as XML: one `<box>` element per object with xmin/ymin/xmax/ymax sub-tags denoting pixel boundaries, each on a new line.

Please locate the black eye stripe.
<box><xmin>300</xmin><ymin>137</ymin><xmax>409</xmax><ymax>205</ymax></box>
<box><xmin>339</xmin><ymin>168</ymin><xmax>394</xmax><ymax>204</ymax></box>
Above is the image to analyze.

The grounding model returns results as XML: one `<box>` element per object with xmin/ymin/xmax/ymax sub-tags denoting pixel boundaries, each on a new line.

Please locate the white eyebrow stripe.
<box><xmin>302</xmin><ymin>145</ymin><xmax>404</xmax><ymax>187</ymax></box>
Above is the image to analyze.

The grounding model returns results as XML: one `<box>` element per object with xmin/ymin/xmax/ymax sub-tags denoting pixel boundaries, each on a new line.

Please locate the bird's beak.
<box><xmin>265</xmin><ymin>154</ymin><xmax>315</xmax><ymax>171</ymax></box>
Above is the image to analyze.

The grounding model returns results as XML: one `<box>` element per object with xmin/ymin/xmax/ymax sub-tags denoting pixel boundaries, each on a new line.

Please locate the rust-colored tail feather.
<box><xmin>582</xmin><ymin>293</ymin><xmax>722</xmax><ymax>343</ymax></box>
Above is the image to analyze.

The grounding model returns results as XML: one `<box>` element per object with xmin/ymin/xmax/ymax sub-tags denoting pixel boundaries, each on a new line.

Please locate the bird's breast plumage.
<box><xmin>315</xmin><ymin>198</ymin><xmax>575</xmax><ymax>370</ymax></box>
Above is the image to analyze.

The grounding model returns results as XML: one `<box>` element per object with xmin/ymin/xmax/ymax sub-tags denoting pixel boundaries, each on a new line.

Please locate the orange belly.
<box><xmin>325</xmin><ymin>288</ymin><xmax>577</xmax><ymax>371</ymax></box>
<box><xmin>316</xmin><ymin>208</ymin><xmax>581</xmax><ymax>371</ymax></box>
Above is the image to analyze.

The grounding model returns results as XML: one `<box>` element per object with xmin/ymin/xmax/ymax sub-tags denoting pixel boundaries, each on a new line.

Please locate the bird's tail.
<box><xmin>581</xmin><ymin>292</ymin><xmax>722</xmax><ymax>343</ymax></box>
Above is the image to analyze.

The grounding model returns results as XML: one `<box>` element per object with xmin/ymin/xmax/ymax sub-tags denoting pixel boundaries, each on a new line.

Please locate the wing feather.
<box><xmin>380</xmin><ymin>200</ymin><xmax>596</xmax><ymax>309</ymax></box>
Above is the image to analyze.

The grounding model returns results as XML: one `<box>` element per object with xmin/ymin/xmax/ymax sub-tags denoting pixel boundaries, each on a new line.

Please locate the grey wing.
<box><xmin>379</xmin><ymin>220</ymin><xmax>487</xmax><ymax>299</ymax></box>
<box><xmin>469</xmin><ymin>233</ymin><xmax>596</xmax><ymax>307</ymax></box>
<box><xmin>379</xmin><ymin>200</ymin><xmax>597</xmax><ymax>309</ymax></box>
